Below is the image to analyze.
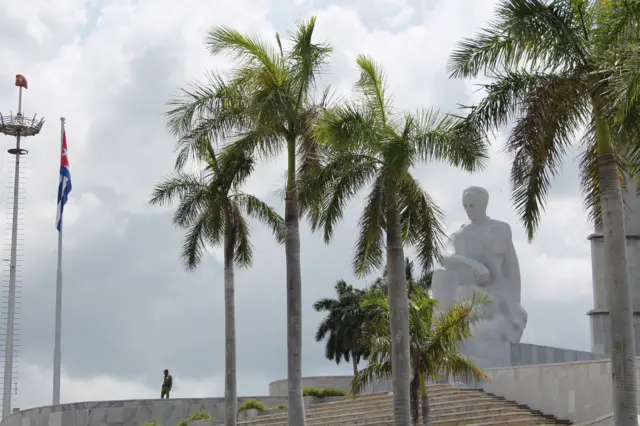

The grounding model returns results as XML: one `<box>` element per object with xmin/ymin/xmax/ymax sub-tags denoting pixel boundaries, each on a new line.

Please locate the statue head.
<box><xmin>462</xmin><ymin>186</ymin><xmax>489</xmax><ymax>222</ymax></box>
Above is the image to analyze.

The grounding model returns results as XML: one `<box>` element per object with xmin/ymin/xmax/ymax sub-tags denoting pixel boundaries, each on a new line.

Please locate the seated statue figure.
<box><xmin>431</xmin><ymin>186</ymin><xmax>528</xmax><ymax>358</ymax></box>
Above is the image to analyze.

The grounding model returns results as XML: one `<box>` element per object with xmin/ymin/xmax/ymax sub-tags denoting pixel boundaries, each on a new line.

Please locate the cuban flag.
<box><xmin>56</xmin><ymin>131</ymin><xmax>72</xmax><ymax>232</ymax></box>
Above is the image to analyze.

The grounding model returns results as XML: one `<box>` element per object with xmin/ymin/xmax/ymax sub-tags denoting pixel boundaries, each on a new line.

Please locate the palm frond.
<box><xmin>448</xmin><ymin>0</ymin><xmax>590</xmax><ymax>78</ymax></box>
<box><xmin>206</xmin><ymin>27</ymin><xmax>282</xmax><ymax>79</ymax></box>
<box><xmin>413</xmin><ymin>108</ymin><xmax>489</xmax><ymax>172</ymax></box>
<box><xmin>318</xmin><ymin>153</ymin><xmax>379</xmax><ymax>243</ymax></box>
<box><xmin>593</xmin><ymin>0</ymin><xmax>640</xmax><ymax>48</ymax></box>
<box><xmin>352</xmin><ymin>355</ymin><xmax>391</xmax><ymax>396</ymax></box>
<box><xmin>314</xmin><ymin>102</ymin><xmax>381</xmax><ymax>152</ymax></box>
<box><xmin>230</xmin><ymin>204</ymin><xmax>253</xmax><ymax>268</ymax></box>
<box><xmin>505</xmin><ymin>71</ymin><xmax>589</xmax><ymax>240</ymax></box>
<box><xmin>167</xmin><ymin>73</ymin><xmax>248</xmax><ymax>170</ymax></box>
<box><xmin>437</xmin><ymin>352</ymin><xmax>490</xmax><ymax>384</ymax></box>
<box><xmin>234</xmin><ymin>193</ymin><xmax>285</xmax><ymax>244</ymax></box>
<box><xmin>354</xmin><ymin>55</ymin><xmax>391</xmax><ymax>125</ymax></box>
<box><xmin>180</xmin><ymin>211</ymin><xmax>219</xmax><ymax>271</ymax></box>
<box><xmin>287</xmin><ymin>16</ymin><xmax>332</xmax><ymax>105</ymax></box>
<box><xmin>149</xmin><ymin>173</ymin><xmax>208</xmax><ymax>207</ymax></box>
<box><xmin>353</xmin><ymin>175</ymin><xmax>386</xmax><ymax>278</ymax></box>
<box><xmin>397</xmin><ymin>174</ymin><xmax>446</xmax><ymax>272</ymax></box>
<box><xmin>600</xmin><ymin>42</ymin><xmax>640</xmax><ymax>125</ymax></box>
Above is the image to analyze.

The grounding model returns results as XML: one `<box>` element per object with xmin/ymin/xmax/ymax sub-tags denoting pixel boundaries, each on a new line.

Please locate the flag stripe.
<box><xmin>56</xmin><ymin>131</ymin><xmax>72</xmax><ymax>231</ymax></box>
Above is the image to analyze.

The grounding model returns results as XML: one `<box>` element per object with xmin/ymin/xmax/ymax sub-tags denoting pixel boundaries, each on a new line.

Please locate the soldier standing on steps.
<box><xmin>161</xmin><ymin>369</ymin><xmax>172</xmax><ymax>399</ymax></box>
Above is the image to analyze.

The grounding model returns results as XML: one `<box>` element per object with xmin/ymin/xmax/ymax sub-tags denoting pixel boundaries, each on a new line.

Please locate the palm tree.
<box><xmin>165</xmin><ymin>17</ymin><xmax>332</xmax><ymax>426</ymax></box>
<box><xmin>355</xmin><ymin>287</ymin><xmax>491</xmax><ymax>426</ymax></box>
<box><xmin>305</xmin><ymin>55</ymin><xmax>488</xmax><ymax>426</ymax></box>
<box><xmin>447</xmin><ymin>1</ymin><xmax>640</xmax><ymax>423</ymax></box>
<box><xmin>313</xmin><ymin>280</ymin><xmax>369</xmax><ymax>381</ymax></box>
<box><xmin>149</xmin><ymin>142</ymin><xmax>284</xmax><ymax>426</ymax></box>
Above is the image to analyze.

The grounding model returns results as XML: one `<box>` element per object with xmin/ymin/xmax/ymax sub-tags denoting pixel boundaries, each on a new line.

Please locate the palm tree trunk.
<box><xmin>594</xmin><ymin>108</ymin><xmax>638</xmax><ymax>426</ymax></box>
<box><xmin>352</xmin><ymin>356</ymin><xmax>359</xmax><ymax>382</ymax></box>
<box><xmin>419</xmin><ymin>373</ymin><xmax>431</xmax><ymax>426</ymax></box>
<box><xmin>223</xmin><ymin>231</ymin><xmax>237</xmax><ymax>426</ymax></box>
<box><xmin>385</xmin><ymin>188</ymin><xmax>412</xmax><ymax>426</ymax></box>
<box><xmin>285</xmin><ymin>137</ymin><xmax>306</xmax><ymax>426</ymax></box>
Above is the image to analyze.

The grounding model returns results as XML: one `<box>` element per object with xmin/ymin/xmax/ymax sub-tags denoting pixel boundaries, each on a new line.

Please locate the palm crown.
<box><xmin>149</xmin><ymin>141</ymin><xmax>284</xmax><ymax>270</ymax></box>
<box><xmin>448</xmin><ymin>0</ymin><xmax>640</xmax><ymax>238</ymax></box>
<box><xmin>305</xmin><ymin>55</ymin><xmax>489</xmax><ymax>276</ymax></box>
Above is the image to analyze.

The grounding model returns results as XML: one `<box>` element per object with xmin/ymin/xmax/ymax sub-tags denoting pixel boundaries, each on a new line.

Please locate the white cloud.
<box><xmin>0</xmin><ymin>0</ymin><xmax>602</xmax><ymax>414</ymax></box>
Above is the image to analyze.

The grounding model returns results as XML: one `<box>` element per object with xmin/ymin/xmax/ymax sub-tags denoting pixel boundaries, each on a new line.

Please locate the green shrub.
<box><xmin>237</xmin><ymin>399</ymin><xmax>269</xmax><ymax>413</ymax></box>
<box><xmin>176</xmin><ymin>410</ymin><xmax>214</xmax><ymax>426</ymax></box>
<box><xmin>302</xmin><ymin>387</ymin><xmax>347</xmax><ymax>398</ymax></box>
<box><xmin>272</xmin><ymin>404</ymin><xmax>288</xmax><ymax>410</ymax></box>
<box><xmin>143</xmin><ymin>422</ymin><xmax>160</xmax><ymax>426</ymax></box>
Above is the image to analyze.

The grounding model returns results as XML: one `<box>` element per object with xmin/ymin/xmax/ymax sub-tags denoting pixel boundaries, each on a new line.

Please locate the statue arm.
<box><xmin>503</xmin><ymin>224</ymin><xmax>521</xmax><ymax>302</ymax></box>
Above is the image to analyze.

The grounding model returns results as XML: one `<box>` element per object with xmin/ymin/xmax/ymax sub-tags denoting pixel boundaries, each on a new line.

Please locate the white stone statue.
<box><xmin>431</xmin><ymin>186</ymin><xmax>528</xmax><ymax>359</ymax></box>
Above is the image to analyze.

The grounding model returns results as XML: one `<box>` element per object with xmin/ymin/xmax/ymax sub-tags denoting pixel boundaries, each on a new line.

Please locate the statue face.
<box><xmin>463</xmin><ymin>192</ymin><xmax>487</xmax><ymax>221</ymax></box>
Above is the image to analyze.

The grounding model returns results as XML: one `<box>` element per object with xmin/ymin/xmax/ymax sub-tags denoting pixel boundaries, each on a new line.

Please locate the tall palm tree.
<box><xmin>313</xmin><ymin>280</ymin><xmax>369</xmax><ymax>381</ymax></box>
<box><xmin>447</xmin><ymin>1</ymin><xmax>640</xmax><ymax>423</ymax></box>
<box><xmin>305</xmin><ymin>55</ymin><xmax>488</xmax><ymax>426</ymax></box>
<box><xmin>355</xmin><ymin>287</ymin><xmax>491</xmax><ymax>426</ymax></box>
<box><xmin>165</xmin><ymin>17</ymin><xmax>332</xmax><ymax>425</ymax></box>
<box><xmin>149</xmin><ymin>141</ymin><xmax>284</xmax><ymax>426</ymax></box>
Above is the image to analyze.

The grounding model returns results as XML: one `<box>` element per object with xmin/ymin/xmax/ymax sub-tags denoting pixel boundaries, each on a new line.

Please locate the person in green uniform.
<box><xmin>161</xmin><ymin>369</ymin><xmax>172</xmax><ymax>399</ymax></box>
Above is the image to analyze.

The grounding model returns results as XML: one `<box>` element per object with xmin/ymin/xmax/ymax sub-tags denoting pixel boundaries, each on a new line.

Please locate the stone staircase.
<box><xmin>236</xmin><ymin>385</ymin><xmax>571</xmax><ymax>426</ymax></box>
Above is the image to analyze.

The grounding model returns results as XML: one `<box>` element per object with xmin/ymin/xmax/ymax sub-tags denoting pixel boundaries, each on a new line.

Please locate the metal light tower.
<box><xmin>0</xmin><ymin>75</ymin><xmax>44</xmax><ymax>419</ymax></box>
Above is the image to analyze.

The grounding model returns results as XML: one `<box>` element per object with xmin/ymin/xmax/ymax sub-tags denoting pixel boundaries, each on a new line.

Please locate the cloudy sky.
<box><xmin>0</xmin><ymin>0</ymin><xmax>599</xmax><ymax>412</ymax></box>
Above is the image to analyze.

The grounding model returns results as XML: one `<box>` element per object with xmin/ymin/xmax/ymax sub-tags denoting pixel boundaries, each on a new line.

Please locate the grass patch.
<box><xmin>237</xmin><ymin>399</ymin><xmax>269</xmax><ymax>413</ymax></box>
<box><xmin>302</xmin><ymin>387</ymin><xmax>347</xmax><ymax>398</ymax></box>
<box><xmin>176</xmin><ymin>410</ymin><xmax>214</xmax><ymax>426</ymax></box>
<box><xmin>272</xmin><ymin>404</ymin><xmax>288</xmax><ymax>410</ymax></box>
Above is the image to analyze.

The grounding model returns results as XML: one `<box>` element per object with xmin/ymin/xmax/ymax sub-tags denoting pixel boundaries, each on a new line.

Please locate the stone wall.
<box><xmin>0</xmin><ymin>397</ymin><xmax>290</xmax><ymax>426</ymax></box>
<box><xmin>268</xmin><ymin>375</ymin><xmax>392</xmax><ymax>397</ymax></box>
<box><xmin>576</xmin><ymin>414</ymin><xmax>614</xmax><ymax>426</ymax></box>
<box><xmin>481</xmin><ymin>357</ymin><xmax>640</xmax><ymax>424</ymax></box>
<box><xmin>508</xmin><ymin>342</ymin><xmax>605</xmax><ymax>366</ymax></box>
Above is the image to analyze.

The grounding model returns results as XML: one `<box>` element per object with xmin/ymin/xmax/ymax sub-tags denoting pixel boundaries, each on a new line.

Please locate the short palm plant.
<box><xmin>447</xmin><ymin>0</ymin><xmax>640</xmax><ymax>422</ymax></box>
<box><xmin>304</xmin><ymin>55</ymin><xmax>488</xmax><ymax>426</ymax></box>
<box><xmin>355</xmin><ymin>288</ymin><xmax>491</xmax><ymax>426</ymax></box>
<box><xmin>149</xmin><ymin>141</ymin><xmax>284</xmax><ymax>426</ymax></box>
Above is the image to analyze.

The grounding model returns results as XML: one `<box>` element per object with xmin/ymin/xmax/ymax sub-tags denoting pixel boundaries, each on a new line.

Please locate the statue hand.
<box><xmin>473</xmin><ymin>264</ymin><xmax>490</xmax><ymax>285</ymax></box>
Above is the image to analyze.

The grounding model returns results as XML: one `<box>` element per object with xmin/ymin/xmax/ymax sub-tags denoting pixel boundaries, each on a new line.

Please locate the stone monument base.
<box><xmin>463</xmin><ymin>340</ymin><xmax>604</xmax><ymax>370</ymax></box>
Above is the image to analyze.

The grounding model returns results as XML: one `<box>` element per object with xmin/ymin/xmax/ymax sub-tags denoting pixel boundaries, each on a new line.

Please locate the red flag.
<box><xmin>15</xmin><ymin>75</ymin><xmax>28</xmax><ymax>89</ymax></box>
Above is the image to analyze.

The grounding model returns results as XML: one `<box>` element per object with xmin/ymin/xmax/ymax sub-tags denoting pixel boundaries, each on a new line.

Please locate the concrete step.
<box><xmin>241</xmin><ymin>395</ymin><xmax>506</xmax><ymax>424</ymax></box>
<box><xmin>305</xmin><ymin>397</ymin><xmax>518</xmax><ymax>418</ymax></box>
<box><xmin>234</xmin><ymin>385</ymin><xmax>570</xmax><ymax>426</ymax></box>
<box><xmin>238</xmin><ymin>406</ymin><xmax>555</xmax><ymax>426</ymax></box>
<box><xmin>238</xmin><ymin>410</ymin><xmax>559</xmax><ymax>426</ymax></box>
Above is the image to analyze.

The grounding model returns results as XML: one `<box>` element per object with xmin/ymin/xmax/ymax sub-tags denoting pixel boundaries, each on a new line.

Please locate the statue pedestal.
<box><xmin>462</xmin><ymin>337</ymin><xmax>511</xmax><ymax>369</ymax></box>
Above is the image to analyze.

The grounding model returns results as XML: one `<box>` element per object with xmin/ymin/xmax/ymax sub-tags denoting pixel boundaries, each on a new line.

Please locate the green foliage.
<box><xmin>149</xmin><ymin>141</ymin><xmax>284</xmax><ymax>270</ymax></box>
<box><xmin>272</xmin><ymin>404</ymin><xmax>288</xmax><ymax>410</ymax></box>
<box><xmin>175</xmin><ymin>410</ymin><xmax>214</xmax><ymax>426</ymax></box>
<box><xmin>354</xmin><ymin>288</ymin><xmax>491</xmax><ymax>424</ymax></box>
<box><xmin>165</xmin><ymin>16</ymin><xmax>334</xmax><ymax>197</ymax></box>
<box><xmin>447</xmin><ymin>0</ymin><xmax>640</xmax><ymax>238</ymax></box>
<box><xmin>302</xmin><ymin>54</ymin><xmax>488</xmax><ymax>277</ymax></box>
<box><xmin>302</xmin><ymin>387</ymin><xmax>347</xmax><ymax>398</ymax></box>
<box><xmin>237</xmin><ymin>399</ymin><xmax>269</xmax><ymax>413</ymax></box>
<box><xmin>313</xmin><ymin>280</ymin><xmax>369</xmax><ymax>370</ymax></box>
<box><xmin>143</xmin><ymin>422</ymin><xmax>160</xmax><ymax>426</ymax></box>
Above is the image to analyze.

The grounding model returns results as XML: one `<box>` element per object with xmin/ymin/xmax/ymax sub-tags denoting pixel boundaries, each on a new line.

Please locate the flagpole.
<box><xmin>52</xmin><ymin>117</ymin><xmax>64</xmax><ymax>406</ymax></box>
